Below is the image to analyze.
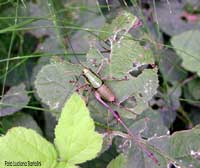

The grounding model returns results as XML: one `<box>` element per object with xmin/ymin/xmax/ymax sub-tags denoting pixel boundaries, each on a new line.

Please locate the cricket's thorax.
<box><xmin>83</xmin><ymin>68</ymin><xmax>115</xmax><ymax>102</ymax></box>
<box><xmin>83</xmin><ymin>68</ymin><xmax>102</xmax><ymax>88</ymax></box>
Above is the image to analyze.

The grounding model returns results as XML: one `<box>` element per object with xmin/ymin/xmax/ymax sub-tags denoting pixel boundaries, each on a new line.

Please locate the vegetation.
<box><xmin>0</xmin><ymin>0</ymin><xmax>200</xmax><ymax>168</ymax></box>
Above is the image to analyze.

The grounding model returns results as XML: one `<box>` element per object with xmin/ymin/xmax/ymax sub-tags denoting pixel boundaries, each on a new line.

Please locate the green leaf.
<box><xmin>126</xmin><ymin>124</ymin><xmax>200</xmax><ymax>168</ymax></box>
<box><xmin>56</xmin><ymin>162</ymin><xmax>78</xmax><ymax>168</ymax></box>
<box><xmin>186</xmin><ymin>78</ymin><xmax>200</xmax><ymax>100</ymax></box>
<box><xmin>159</xmin><ymin>49</ymin><xmax>188</xmax><ymax>83</ymax></box>
<box><xmin>101</xmin><ymin>33</ymin><xmax>157</xmax><ymax>118</ymax></box>
<box><xmin>0</xmin><ymin>127</ymin><xmax>57</xmax><ymax>168</ymax></box>
<box><xmin>169</xmin><ymin>125</ymin><xmax>200</xmax><ymax>167</ymax></box>
<box><xmin>54</xmin><ymin>93</ymin><xmax>103</xmax><ymax>165</ymax></box>
<box><xmin>171</xmin><ymin>30</ymin><xmax>200</xmax><ymax>76</ymax></box>
<box><xmin>107</xmin><ymin>154</ymin><xmax>126</xmax><ymax>168</ymax></box>
<box><xmin>125</xmin><ymin>137</ymin><xmax>169</xmax><ymax>168</ymax></box>
<box><xmin>130</xmin><ymin>109</ymin><xmax>169</xmax><ymax>139</ymax></box>
<box><xmin>0</xmin><ymin>83</ymin><xmax>30</xmax><ymax>116</ymax></box>
<box><xmin>159</xmin><ymin>85</ymin><xmax>181</xmax><ymax>127</ymax></box>
<box><xmin>108</xmin><ymin>69</ymin><xmax>158</xmax><ymax>118</ymax></box>
<box><xmin>84</xmin><ymin>45</ymin><xmax>105</xmax><ymax>72</ymax></box>
<box><xmin>100</xmin><ymin>11</ymin><xmax>138</xmax><ymax>41</ymax></box>
<box><xmin>34</xmin><ymin>59</ymin><xmax>82</xmax><ymax>113</ymax></box>
<box><xmin>104</xmin><ymin>34</ymin><xmax>155</xmax><ymax>78</ymax></box>
<box><xmin>85</xmin><ymin>37</ymin><xmax>158</xmax><ymax>119</ymax></box>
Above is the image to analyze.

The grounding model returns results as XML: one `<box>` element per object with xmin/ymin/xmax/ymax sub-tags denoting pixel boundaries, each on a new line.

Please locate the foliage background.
<box><xmin>0</xmin><ymin>0</ymin><xmax>200</xmax><ymax>167</ymax></box>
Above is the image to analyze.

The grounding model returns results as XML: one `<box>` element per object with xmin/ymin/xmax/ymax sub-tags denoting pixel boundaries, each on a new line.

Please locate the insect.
<box><xmin>77</xmin><ymin>66</ymin><xmax>159</xmax><ymax>165</ymax></box>
<box><xmin>35</xmin><ymin>12</ymin><xmax>159</xmax><ymax>164</ymax></box>
<box><xmin>63</xmin><ymin>16</ymin><xmax>159</xmax><ymax>164</ymax></box>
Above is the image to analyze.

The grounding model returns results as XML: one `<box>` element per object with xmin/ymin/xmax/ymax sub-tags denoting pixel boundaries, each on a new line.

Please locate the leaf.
<box><xmin>104</xmin><ymin>34</ymin><xmax>155</xmax><ymax>78</ymax></box>
<box><xmin>159</xmin><ymin>49</ymin><xmax>188</xmax><ymax>83</ymax></box>
<box><xmin>0</xmin><ymin>83</ymin><xmax>30</xmax><ymax>116</ymax></box>
<box><xmin>54</xmin><ymin>93</ymin><xmax>103</xmax><ymax>165</ymax></box>
<box><xmin>125</xmin><ymin>136</ymin><xmax>169</xmax><ymax>168</ymax></box>
<box><xmin>107</xmin><ymin>154</ymin><xmax>126</xmax><ymax>168</ymax></box>
<box><xmin>84</xmin><ymin>45</ymin><xmax>105</xmax><ymax>72</ymax></box>
<box><xmin>69</xmin><ymin>16</ymin><xmax>106</xmax><ymax>53</ymax></box>
<box><xmin>189</xmin><ymin>107</ymin><xmax>200</xmax><ymax>126</ymax></box>
<box><xmin>130</xmin><ymin>109</ymin><xmax>169</xmax><ymax>139</ymax></box>
<box><xmin>21</xmin><ymin>1</ymin><xmax>66</xmax><ymax>53</ymax></box>
<box><xmin>108</xmin><ymin>69</ymin><xmax>159</xmax><ymax>118</ymax></box>
<box><xmin>171</xmin><ymin>30</ymin><xmax>200</xmax><ymax>76</ymax></box>
<box><xmin>0</xmin><ymin>112</ymin><xmax>42</xmax><ymax>135</ymax></box>
<box><xmin>154</xmin><ymin>85</ymin><xmax>181</xmax><ymax>127</ymax></box>
<box><xmin>103</xmin><ymin>33</ymin><xmax>157</xmax><ymax>118</ymax></box>
<box><xmin>100</xmin><ymin>11</ymin><xmax>139</xmax><ymax>41</ymax></box>
<box><xmin>0</xmin><ymin>127</ymin><xmax>57</xmax><ymax>168</ymax></box>
<box><xmin>126</xmin><ymin>124</ymin><xmax>200</xmax><ymax>168</ymax></box>
<box><xmin>169</xmin><ymin>125</ymin><xmax>200</xmax><ymax>167</ymax></box>
<box><xmin>186</xmin><ymin>78</ymin><xmax>200</xmax><ymax>100</ymax></box>
<box><xmin>56</xmin><ymin>162</ymin><xmax>78</xmax><ymax>168</ymax></box>
<box><xmin>34</xmin><ymin>59</ymin><xmax>82</xmax><ymax>113</ymax></box>
<box><xmin>85</xmin><ymin>36</ymin><xmax>158</xmax><ymax>119</ymax></box>
<box><xmin>155</xmin><ymin>0</ymin><xmax>200</xmax><ymax>36</ymax></box>
<box><xmin>43</xmin><ymin>111</ymin><xmax>57</xmax><ymax>142</ymax></box>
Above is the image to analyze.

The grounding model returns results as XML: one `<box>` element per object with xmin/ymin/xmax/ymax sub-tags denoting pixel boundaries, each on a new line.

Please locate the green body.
<box><xmin>83</xmin><ymin>69</ymin><xmax>103</xmax><ymax>88</ymax></box>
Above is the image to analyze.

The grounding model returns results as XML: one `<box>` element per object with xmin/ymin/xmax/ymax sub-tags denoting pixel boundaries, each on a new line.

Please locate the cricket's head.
<box><xmin>82</xmin><ymin>68</ymin><xmax>90</xmax><ymax>75</ymax></box>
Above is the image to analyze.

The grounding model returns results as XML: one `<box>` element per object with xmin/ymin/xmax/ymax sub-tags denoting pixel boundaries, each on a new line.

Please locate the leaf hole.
<box><xmin>139</xmin><ymin>40</ymin><xmax>147</xmax><ymax>46</ymax></box>
<box><xmin>130</xmin><ymin>63</ymin><xmax>156</xmax><ymax>77</ymax></box>
<box><xmin>168</xmin><ymin>163</ymin><xmax>176</xmax><ymax>168</ymax></box>
<box><xmin>139</xmin><ymin>93</ymin><xmax>143</xmax><ymax>97</ymax></box>
<box><xmin>152</xmin><ymin>104</ymin><xmax>159</xmax><ymax>110</ymax></box>
<box><xmin>180</xmin><ymin>12</ymin><xmax>198</xmax><ymax>23</ymax></box>
<box><xmin>168</xmin><ymin>162</ymin><xmax>182</xmax><ymax>168</ymax></box>
<box><xmin>180</xmin><ymin>15</ymin><xmax>188</xmax><ymax>22</ymax></box>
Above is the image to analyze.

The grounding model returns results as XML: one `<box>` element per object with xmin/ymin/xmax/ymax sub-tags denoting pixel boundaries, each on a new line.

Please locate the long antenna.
<box><xmin>65</xmin><ymin>35</ymin><xmax>86</xmax><ymax>68</ymax></box>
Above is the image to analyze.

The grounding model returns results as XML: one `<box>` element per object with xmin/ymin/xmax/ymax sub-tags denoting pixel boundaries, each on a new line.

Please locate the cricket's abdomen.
<box><xmin>97</xmin><ymin>84</ymin><xmax>115</xmax><ymax>102</ymax></box>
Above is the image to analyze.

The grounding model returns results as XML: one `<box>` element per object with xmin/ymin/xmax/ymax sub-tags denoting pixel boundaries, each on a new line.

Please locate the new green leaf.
<box><xmin>0</xmin><ymin>127</ymin><xmax>57</xmax><ymax>168</ymax></box>
<box><xmin>56</xmin><ymin>162</ymin><xmax>78</xmax><ymax>168</ymax></box>
<box><xmin>54</xmin><ymin>93</ymin><xmax>103</xmax><ymax>165</ymax></box>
